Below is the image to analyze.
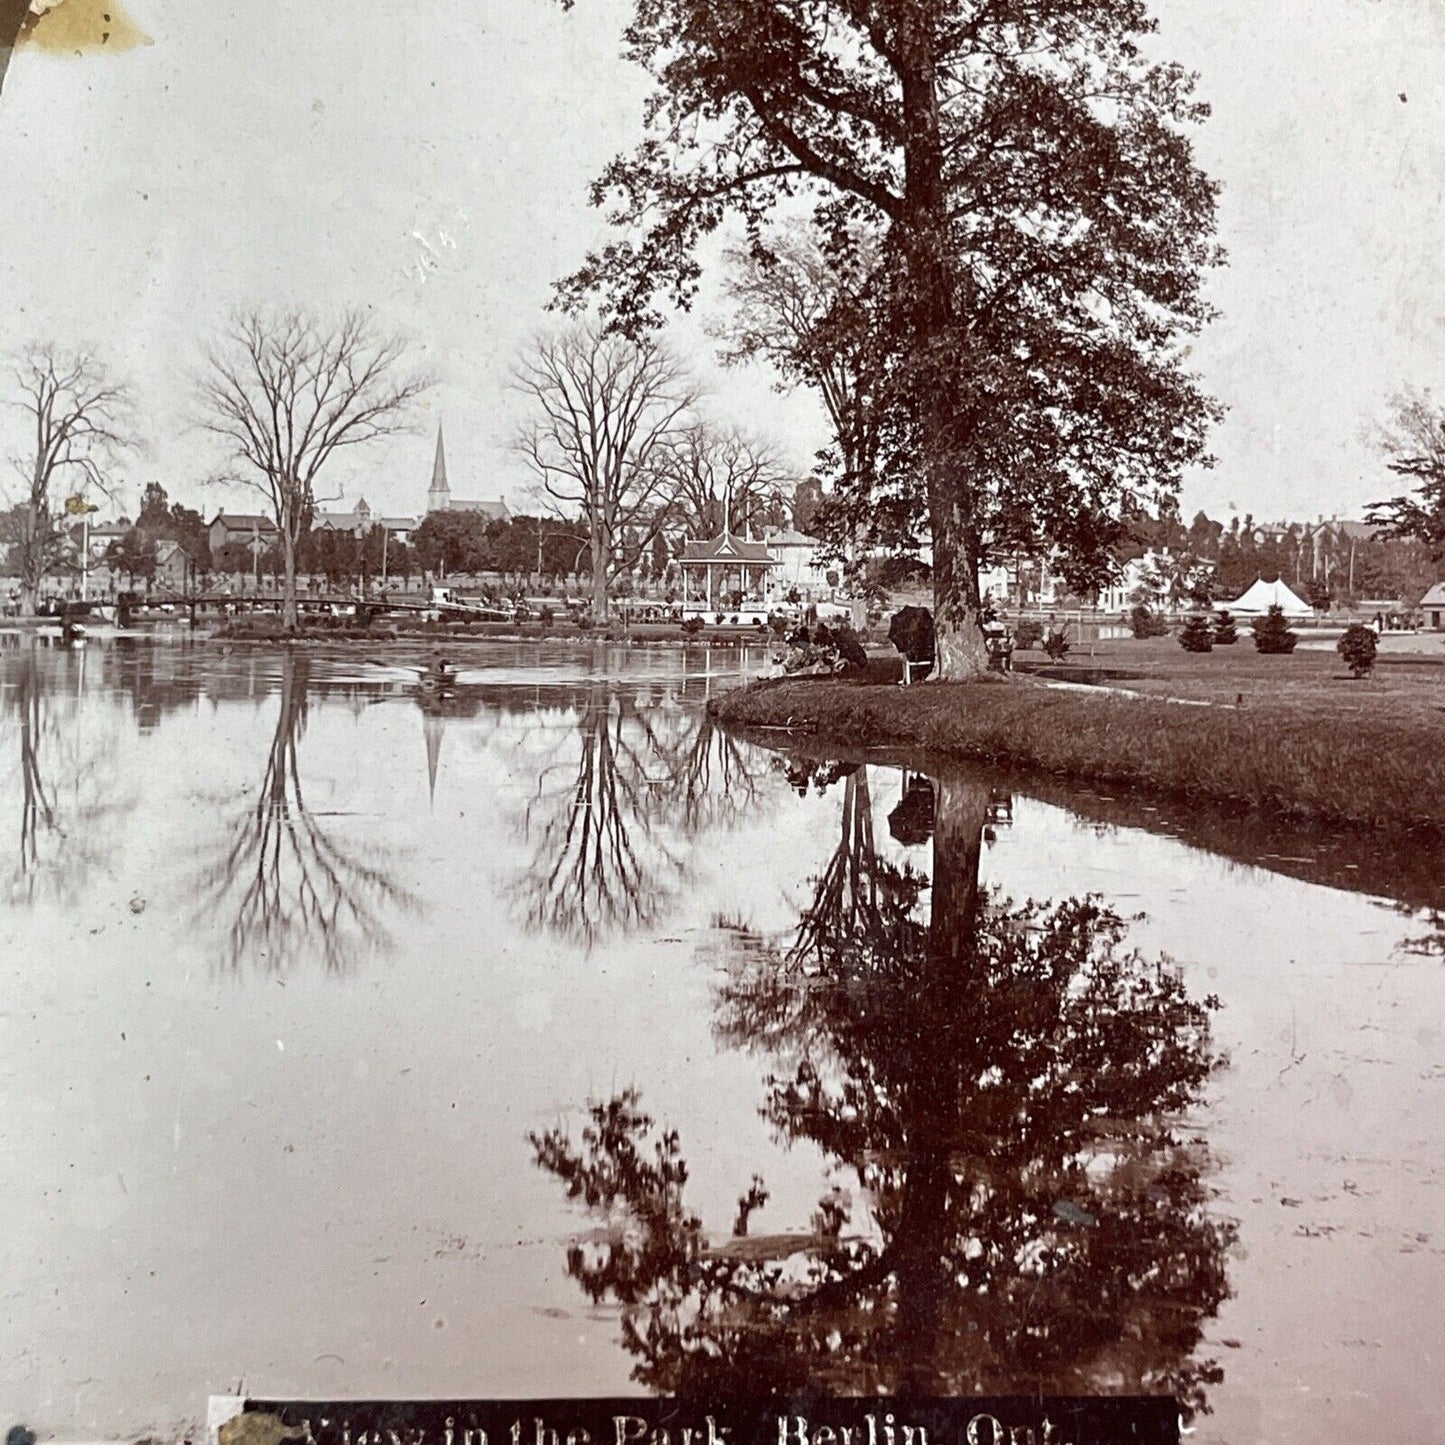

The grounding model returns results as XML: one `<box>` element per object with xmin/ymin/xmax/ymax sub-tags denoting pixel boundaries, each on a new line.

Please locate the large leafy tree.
<box><xmin>557</xmin><ymin>0</ymin><xmax>1221</xmax><ymax>676</ymax></box>
<box><xmin>533</xmin><ymin>765</ymin><xmax>1230</xmax><ymax>1405</ymax></box>
<box><xmin>412</xmin><ymin>510</ymin><xmax>494</xmax><ymax>578</ymax></box>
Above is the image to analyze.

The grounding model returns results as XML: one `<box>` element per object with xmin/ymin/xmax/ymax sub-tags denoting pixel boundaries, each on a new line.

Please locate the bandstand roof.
<box><xmin>678</xmin><ymin>532</ymin><xmax>775</xmax><ymax>566</ymax></box>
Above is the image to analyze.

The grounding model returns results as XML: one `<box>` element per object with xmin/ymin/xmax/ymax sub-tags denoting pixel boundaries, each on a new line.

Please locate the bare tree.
<box><xmin>1367</xmin><ymin>387</ymin><xmax>1445</xmax><ymax>560</ymax></box>
<box><xmin>1</xmin><ymin>343</ymin><xmax>136</xmax><ymax>615</ymax></box>
<box><xmin>716</xmin><ymin>227</ymin><xmax>889</xmax><ymax>526</ymax></box>
<box><xmin>194</xmin><ymin>307</ymin><xmax>431</xmax><ymax>629</ymax></box>
<box><xmin>513</xmin><ymin>322</ymin><xmax>696</xmax><ymax>620</ymax></box>
<box><xmin>656</xmin><ymin>420</ymin><xmax>794</xmax><ymax>541</ymax></box>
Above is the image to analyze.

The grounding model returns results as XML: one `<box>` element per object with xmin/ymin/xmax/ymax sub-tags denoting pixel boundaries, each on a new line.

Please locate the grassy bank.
<box><xmin>711</xmin><ymin>644</ymin><xmax>1445</xmax><ymax>832</ymax></box>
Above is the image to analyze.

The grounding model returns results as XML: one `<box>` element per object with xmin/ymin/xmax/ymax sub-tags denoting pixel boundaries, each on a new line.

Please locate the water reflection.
<box><xmin>533</xmin><ymin>764</ymin><xmax>1232</xmax><ymax>1410</ymax></box>
<box><xmin>512</xmin><ymin>688</ymin><xmax>768</xmax><ymax>947</ymax></box>
<box><xmin>2</xmin><ymin>648</ymin><xmax>123</xmax><ymax>904</ymax></box>
<box><xmin>195</xmin><ymin>653</ymin><xmax>416</xmax><ymax>973</ymax></box>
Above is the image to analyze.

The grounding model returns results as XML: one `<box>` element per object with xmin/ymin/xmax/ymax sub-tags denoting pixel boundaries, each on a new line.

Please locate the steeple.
<box><xmin>427</xmin><ymin>424</ymin><xmax>450</xmax><ymax>513</ymax></box>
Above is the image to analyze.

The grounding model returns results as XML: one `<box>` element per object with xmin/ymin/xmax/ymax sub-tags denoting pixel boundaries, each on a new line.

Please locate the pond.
<box><xmin>1</xmin><ymin>637</ymin><xmax>1442</xmax><ymax>1443</ymax></box>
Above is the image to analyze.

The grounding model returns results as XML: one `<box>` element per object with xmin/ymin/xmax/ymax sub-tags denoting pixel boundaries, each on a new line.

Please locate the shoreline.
<box><xmin>708</xmin><ymin>668</ymin><xmax>1445</xmax><ymax>834</ymax></box>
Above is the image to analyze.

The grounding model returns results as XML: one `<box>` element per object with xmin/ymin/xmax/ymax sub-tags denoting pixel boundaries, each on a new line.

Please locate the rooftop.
<box><xmin>679</xmin><ymin>532</ymin><xmax>776</xmax><ymax>565</ymax></box>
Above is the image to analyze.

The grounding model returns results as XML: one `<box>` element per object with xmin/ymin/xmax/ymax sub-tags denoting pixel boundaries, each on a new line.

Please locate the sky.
<box><xmin>1</xmin><ymin>0</ymin><xmax>1444</xmax><ymax>527</ymax></box>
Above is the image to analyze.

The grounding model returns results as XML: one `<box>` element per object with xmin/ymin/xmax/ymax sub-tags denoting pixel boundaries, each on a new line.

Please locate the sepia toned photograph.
<box><xmin>2</xmin><ymin>0</ymin><xmax>1444</xmax><ymax>1441</ymax></box>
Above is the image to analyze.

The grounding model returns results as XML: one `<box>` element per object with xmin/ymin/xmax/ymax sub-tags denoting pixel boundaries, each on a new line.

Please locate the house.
<box><xmin>208</xmin><ymin>512</ymin><xmax>278</xmax><ymax>555</ymax></box>
<box><xmin>313</xmin><ymin>498</ymin><xmax>374</xmax><ymax>536</ymax></box>
<box><xmin>155</xmin><ymin>540</ymin><xmax>194</xmax><ymax>588</ymax></box>
<box><xmin>310</xmin><ymin>498</ymin><xmax>420</xmax><ymax>545</ymax></box>
<box><xmin>375</xmin><ymin>515</ymin><xmax>420</xmax><ymax>545</ymax></box>
<box><xmin>761</xmin><ymin>527</ymin><xmax>835</xmax><ymax>602</ymax></box>
<box><xmin>1421</xmin><ymin>582</ymin><xmax>1445</xmax><ymax>631</ymax></box>
<box><xmin>424</xmin><ymin>425</ymin><xmax>509</xmax><ymax>521</ymax></box>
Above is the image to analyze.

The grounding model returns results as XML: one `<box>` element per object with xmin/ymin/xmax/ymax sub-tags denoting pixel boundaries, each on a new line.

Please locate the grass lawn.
<box><xmin>1012</xmin><ymin>632</ymin><xmax>1445</xmax><ymax>726</ymax></box>
<box><xmin>712</xmin><ymin>633</ymin><xmax>1445</xmax><ymax>833</ymax></box>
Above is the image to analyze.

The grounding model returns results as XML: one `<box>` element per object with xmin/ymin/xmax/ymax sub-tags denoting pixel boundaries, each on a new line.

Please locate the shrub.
<box><xmin>768</xmin><ymin>611</ymin><xmax>790</xmax><ymax>636</ymax></box>
<box><xmin>1130</xmin><ymin>604</ymin><xmax>1170</xmax><ymax>639</ymax></box>
<box><xmin>537</xmin><ymin>605</ymin><xmax>554</xmax><ymax>630</ymax></box>
<box><xmin>1212</xmin><ymin>609</ymin><xmax>1237</xmax><ymax>645</ymax></box>
<box><xmin>1178</xmin><ymin>615</ymin><xmax>1214</xmax><ymax>653</ymax></box>
<box><xmin>1015</xmin><ymin>619</ymin><xmax>1044</xmax><ymax>650</ymax></box>
<box><xmin>680</xmin><ymin>616</ymin><xmax>705</xmax><ymax>635</ymax></box>
<box><xmin>1337</xmin><ymin>622</ymin><xmax>1378</xmax><ymax>678</ymax></box>
<box><xmin>574</xmin><ymin>612</ymin><xmax>594</xmax><ymax>632</ymax></box>
<box><xmin>1252</xmin><ymin>605</ymin><xmax>1298</xmax><ymax>655</ymax></box>
<box><xmin>1042</xmin><ymin>627</ymin><xmax>1070</xmax><ymax>661</ymax></box>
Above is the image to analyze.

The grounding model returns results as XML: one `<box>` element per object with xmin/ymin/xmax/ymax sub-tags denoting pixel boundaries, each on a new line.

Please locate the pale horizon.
<box><xmin>2</xmin><ymin>0</ymin><xmax>1444</xmax><ymax>529</ymax></box>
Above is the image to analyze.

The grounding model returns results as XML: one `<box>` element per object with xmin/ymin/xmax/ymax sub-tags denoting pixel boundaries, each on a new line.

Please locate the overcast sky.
<box><xmin>1</xmin><ymin>0</ymin><xmax>1443</xmax><ymax>526</ymax></box>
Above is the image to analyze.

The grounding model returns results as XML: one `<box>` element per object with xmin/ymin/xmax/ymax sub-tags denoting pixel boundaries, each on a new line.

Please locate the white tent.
<box><xmin>1226</xmin><ymin>577</ymin><xmax>1313</xmax><ymax>617</ymax></box>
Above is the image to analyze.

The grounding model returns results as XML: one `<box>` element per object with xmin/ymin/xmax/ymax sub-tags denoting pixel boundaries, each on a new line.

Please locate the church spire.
<box><xmin>427</xmin><ymin>424</ymin><xmax>450</xmax><ymax>513</ymax></box>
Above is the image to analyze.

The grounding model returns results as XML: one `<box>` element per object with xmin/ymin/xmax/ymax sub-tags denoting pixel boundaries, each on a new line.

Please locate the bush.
<box><xmin>1212</xmin><ymin>609</ymin><xmax>1237</xmax><ymax>645</ymax></box>
<box><xmin>1337</xmin><ymin>622</ymin><xmax>1378</xmax><ymax>678</ymax></box>
<box><xmin>574</xmin><ymin>612</ymin><xmax>594</xmax><ymax>632</ymax></box>
<box><xmin>1015</xmin><ymin>619</ymin><xmax>1044</xmax><ymax>650</ymax></box>
<box><xmin>537</xmin><ymin>605</ymin><xmax>554</xmax><ymax>630</ymax></box>
<box><xmin>1178</xmin><ymin>615</ymin><xmax>1214</xmax><ymax>653</ymax></box>
<box><xmin>1042</xmin><ymin>627</ymin><xmax>1070</xmax><ymax>661</ymax></box>
<box><xmin>768</xmin><ymin>611</ymin><xmax>790</xmax><ymax>636</ymax></box>
<box><xmin>680</xmin><ymin>616</ymin><xmax>705</xmax><ymax>635</ymax></box>
<box><xmin>1252</xmin><ymin>605</ymin><xmax>1298</xmax><ymax>655</ymax></box>
<box><xmin>1130</xmin><ymin>604</ymin><xmax>1170</xmax><ymax>639</ymax></box>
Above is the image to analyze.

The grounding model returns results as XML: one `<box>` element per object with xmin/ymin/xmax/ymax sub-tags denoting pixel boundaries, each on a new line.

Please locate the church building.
<box><xmin>425</xmin><ymin>425</ymin><xmax>510</xmax><ymax>521</ymax></box>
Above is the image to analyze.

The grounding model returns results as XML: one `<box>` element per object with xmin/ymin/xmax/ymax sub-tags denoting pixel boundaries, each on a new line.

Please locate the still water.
<box><xmin>2</xmin><ymin>639</ymin><xmax>1443</xmax><ymax>1443</ymax></box>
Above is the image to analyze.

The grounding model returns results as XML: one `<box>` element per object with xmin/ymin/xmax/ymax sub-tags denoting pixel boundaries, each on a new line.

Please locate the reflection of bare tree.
<box><xmin>197</xmin><ymin>653</ymin><xmax>415</xmax><ymax>973</ymax></box>
<box><xmin>534</xmin><ymin>767</ymin><xmax>1232</xmax><ymax>1413</ymax></box>
<box><xmin>2</xmin><ymin>648</ymin><xmax>122</xmax><ymax>906</ymax></box>
<box><xmin>513</xmin><ymin>689</ymin><xmax>771</xmax><ymax>947</ymax></box>
<box><xmin>653</xmin><ymin>709</ymin><xmax>764</xmax><ymax>836</ymax></box>
<box><xmin>515</xmin><ymin>686</ymin><xmax>685</xmax><ymax>948</ymax></box>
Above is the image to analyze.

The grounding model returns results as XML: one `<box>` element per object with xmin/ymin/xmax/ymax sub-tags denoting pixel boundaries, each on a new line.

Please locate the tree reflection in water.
<box><xmin>198</xmin><ymin>653</ymin><xmax>415</xmax><ymax>973</ymax></box>
<box><xmin>513</xmin><ymin>687</ymin><xmax>765</xmax><ymax>947</ymax></box>
<box><xmin>532</xmin><ymin>762</ymin><xmax>1233</xmax><ymax>1413</ymax></box>
<box><xmin>2</xmin><ymin>647</ymin><xmax>123</xmax><ymax>906</ymax></box>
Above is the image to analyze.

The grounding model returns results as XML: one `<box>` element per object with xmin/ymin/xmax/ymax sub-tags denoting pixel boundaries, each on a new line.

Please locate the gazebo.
<box><xmin>677</xmin><ymin>532</ymin><xmax>777</xmax><ymax>616</ymax></box>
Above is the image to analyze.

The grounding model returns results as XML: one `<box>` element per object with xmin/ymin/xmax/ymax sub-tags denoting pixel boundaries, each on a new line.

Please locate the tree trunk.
<box><xmin>17</xmin><ymin>501</ymin><xmax>42</xmax><ymax>618</ymax></box>
<box><xmin>281</xmin><ymin>530</ymin><xmax>299</xmax><ymax>630</ymax></box>
<box><xmin>929</xmin><ymin>506</ymin><xmax>990</xmax><ymax>681</ymax></box>
<box><xmin>590</xmin><ymin>516</ymin><xmax>609</xmax><ymax>621</ymax></box>
<box><xmin>892</xmin><ymin>12</ymin><xmax>995</xmax><ymax>685</ymax></box>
